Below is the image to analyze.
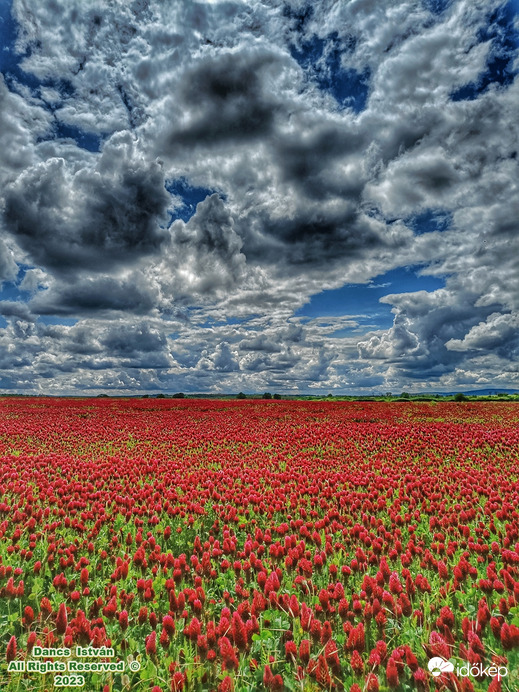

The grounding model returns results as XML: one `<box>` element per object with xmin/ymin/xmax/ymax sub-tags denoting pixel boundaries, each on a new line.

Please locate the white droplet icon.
<box><xmin>428</xmin><ymin>657</ymin><xmax>454</xmax><ymax>677</ymax></box>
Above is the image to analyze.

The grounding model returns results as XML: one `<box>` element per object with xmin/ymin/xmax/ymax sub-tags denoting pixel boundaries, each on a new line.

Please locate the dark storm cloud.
<box><xmin>42</xmin><ymin>324</ymin><xmax>102</xmax><ymax>356</ymax></box>
<box><xmin>166</xmin><ymin>48</ymin><xmax>287</xmax><ymax>148</ymax></box>
<box><xmin>241</xmin><ymin>205</ymin><xmax>399</xmax><ymax>269</ymax></box>
<box><xmin>100</xmin><ymin>323</ymin><xmax>167</xmax><ymax>356</ymax></box>
<box><xmin>0</xmin><ymin>301</ymin><xmax>35</xmax><ymax>322</ymax></box>
<box><xmin>30</xmin><ymin>274</ymin><xmax>160</xmax><ymax>315</ymax></box>
<box><xmin>272</xmin><ymin>123</ymin><xmax>367</xmax><ymax>199</ymax></box>
<box><xmin>2</xmin><ymin>148</ymin><xmax>171</xmax><ymax>275</ymax></box>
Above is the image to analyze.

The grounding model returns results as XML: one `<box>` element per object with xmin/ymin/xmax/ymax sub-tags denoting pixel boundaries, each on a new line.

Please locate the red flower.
<box><xmin>299</xmin><ymin>639</ymin><xmax>310</xmax><ymax>664</ymax></box>
<box><xmin>389</xmin><ymin>572</ymin><xmax>402</xmax><ymax>594</ymax></box>
<box><xmin>163</xmin><ymin>614</ymin><xmax>175</xmax><ymax>636</ymax></box>
<box><xmin>119</xmin><ymin>610</ymin><xmax>129</xmax><ymax>631</ymax></box>
<box><xmin>27</xmin><ymin>632</ymin><xmax>37</xmax><ymax>654</ymax></box>
<box><xmin>145</xmin><ymin>631</ymin><xmax>157</xmax><ymax>656</ymax></box>
<box><xmin>310</xmin><ymin>619</ymin><xmax>322</xmax><ymax>642</ymax></box>
<box><xmin>6</xmin><ymin>636</ymin><xmax>17</xmax><ymax>663</ymax></box>
<box><xmin>438</xmin><ymin>560</ymin><xmax>449</xmax><ymax>579</ymax></box>
<box><xmin>405</xmin><ymin>647</ymin><xmax>418</xmax><ymax>671</ymax></box>
<box><xmin>270</xmin><ymin>675</ymin><xmax>284</xmax><ymax>691</ymax></box>
<box><xmin>413</xmin><ymin>668</ymin><xmax>429</xmax><ymax>692</ymax></box>
<box><xmin>428</xmin><ymin>630</ymin><xmax>451</xmax><ymax>659</ymax></box>
<box><xmin>315</xmin><ymin>656</ymin><xmax>332</xmax><ymax>687</ymax></box>
<box><xmin>263</xmin><ymin>664</ymin><xmax>274</xmax><ymax>687</ymax></box>
<box><xmin>218</xmin><ymin>677</ymin><xmax>234</xmax><ymax>692</ymax></box>
<box><xmin>102</xmin><ymin>597</ymin><xmax>117</xmax><ymax>619</ymax></box>
<box><xmin>487</xmin><ymin>679</ymin><xmax>501</xmax><ymax>692</ymax></box>
<box><xmin>56</xmin><ymin>603</ymin><xmax>68</xmax><ymax>635</ymax></box>
<box><xmin>159</xmin><ymin>628</ymin><xmax>170</xmax><ymax>649</ymax></box>
<box><xmin>231</xmin><ymin>612</ymin><xmax>248</xmax><ymax>651</ymax></box>
<box><xmin>138</xmin><ymin>607</ymin><xmax>148</xmax><ymax>625</ymax></box>
<box><xmin>23</xmin><ymin>605</ymin><xmax>35</xmax><ymax>627</ymax></box>
<box><xmin>171</xmin><ymin>672</ymin><xmax>185</xmax><ymax>691</ymax></box>
<box><xmin>350</xmin><ymin>650</ymin><xmax>363</xmax><ymax>675</ymax></box>
<box><xmin>285</xmin><ymin>640</ymin><xmax>297</xmax><ymax>661</ymax></box>
<box><xmin>366</xmin><ymin>673</ymin><xmax>380</xmax><ymax>692</ymax></box>
<box><xmin>219</xmin><ymin>636</ymin><xmax>239</xmax><ymax>671</ymax></box>
<box><xmin>386</xmin><ymin>658</ymin><xmax>399</xmax><ymax>689</ymax></box>
<box><xmin>501</xmin><ymin>623</ymin><xmax>519</xmax><ymax>650</ymax></box>
<box><xmin>320</xmin><ymin>620</ymin><xmax>333</xmax><ymax>645</ymax></box>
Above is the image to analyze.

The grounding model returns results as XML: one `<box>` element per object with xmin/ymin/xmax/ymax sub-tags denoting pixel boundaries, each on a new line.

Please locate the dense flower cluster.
<box><xmin>0</xmin><ymin>398</ymin><xmax>518</xmax><ymax>691</ymax></box>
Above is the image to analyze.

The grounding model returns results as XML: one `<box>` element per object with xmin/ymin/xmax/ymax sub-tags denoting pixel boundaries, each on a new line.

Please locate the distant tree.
<box><xmin>400</xmin><ymin>392</ymin><xmax>410</xmax><ymax>399</ymax></box>
<box><xmin>385</xmin><ymin>392</ymin><xmax>392</xmax><ymax>398</ymax></box>
<box><xmin>237</xmin><ymin>392</ymin><xmax>247</xmax><ymax>399</ymax></box>
<box><xmin>141</xmin><ymin>394</ymin><xmax>149</xmax><ymax>398</ymax></box>
<box><xmin>156</xmin><ymin>393</ymin><xmax>166</xmax><ymax>399</ymax></box>
<box><xmin>273</xmin><ymin>393</ymin><xmax>281</xmax><ymax>400</ymax></box>
<box><xmin>454</xmin><ymin>392</ymin><xmax>467</xmax><ymax>402</ymax></box>
<box><xmin>172</xmin><ymin>392</ymin><xmax>185</xmax><ymax>399</ymax></box>
<box><xmin>262</xmin><ymin>392</ymin><xmax>272</xmax><ymax>399</ymax></box>
<box><xmin>97</xmin><ymin>393</ymin><xmax>108</xmax><ymax>398</ymax></box>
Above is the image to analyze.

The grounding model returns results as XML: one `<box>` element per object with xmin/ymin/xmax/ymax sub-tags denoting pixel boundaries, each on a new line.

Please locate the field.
<box><xmin>0</xmin><ymin>397</ymin><xmax>518</xmax><ymax>691</ymax></box>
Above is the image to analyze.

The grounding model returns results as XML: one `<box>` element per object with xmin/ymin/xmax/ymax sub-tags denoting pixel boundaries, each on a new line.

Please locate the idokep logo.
<box><xmin>428</xmin><ymin>657</ymin><xmax>509</xmax><ymax>682</ymax></box>
<box><xmin>428</xmin><ymin>657</ymin><xmax>454</xmax><ymax>677</ymax></box>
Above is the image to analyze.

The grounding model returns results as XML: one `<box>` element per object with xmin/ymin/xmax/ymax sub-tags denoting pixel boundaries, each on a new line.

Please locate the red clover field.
<box><xmin>0</xmin><ymin>397</ymin><xmax>518</xmax><ymax>691</ymax></box>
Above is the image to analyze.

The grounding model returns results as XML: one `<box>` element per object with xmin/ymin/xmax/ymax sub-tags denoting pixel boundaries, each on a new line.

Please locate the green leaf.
<box><xmin>142</xmin><ymin>659</ymin><xmax>156</xmax><ymax>681</ymax></box>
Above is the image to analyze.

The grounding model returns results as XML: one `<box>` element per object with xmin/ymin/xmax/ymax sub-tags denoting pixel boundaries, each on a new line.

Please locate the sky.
<box><xmin>0</xmin><ymin>0</ymin><xmax>518</xmax><ymax>395</ymax></box>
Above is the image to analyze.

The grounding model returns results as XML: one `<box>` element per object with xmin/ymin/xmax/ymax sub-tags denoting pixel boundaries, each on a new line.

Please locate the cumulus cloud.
<box><xmin>0</xmin><ymin>239</ymin><xmax>18</xmax><ymax>284</ymax></box>
<box><xmin>3</xmin><ymin>133</ymin><xmax>171</xmax><ymax>274</ymax></box>
<box><xmin>356</xmin><ymin>285</ymin><xmax>511</xmax><ymax>381</ymax></box>
<box><xmin>169</xmin><ymin>194</ymin><xmax>246</xmax><ymax>293</ymax></box>
<box><xmin>446</xmin><ymin>312</ymin><xmax>519</xmax><ymax>356</ymax></box>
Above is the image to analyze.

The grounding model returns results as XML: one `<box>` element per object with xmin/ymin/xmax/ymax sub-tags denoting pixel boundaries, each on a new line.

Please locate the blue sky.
<box><xmin>296</xmin><ymin>268</ymin><xmax>445</xmax><ymax>329</ymax></box>
<box><xmin>0</xmin><ymin>0</ymin><xmax>518</xmax><ymax>394</ymax></box>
